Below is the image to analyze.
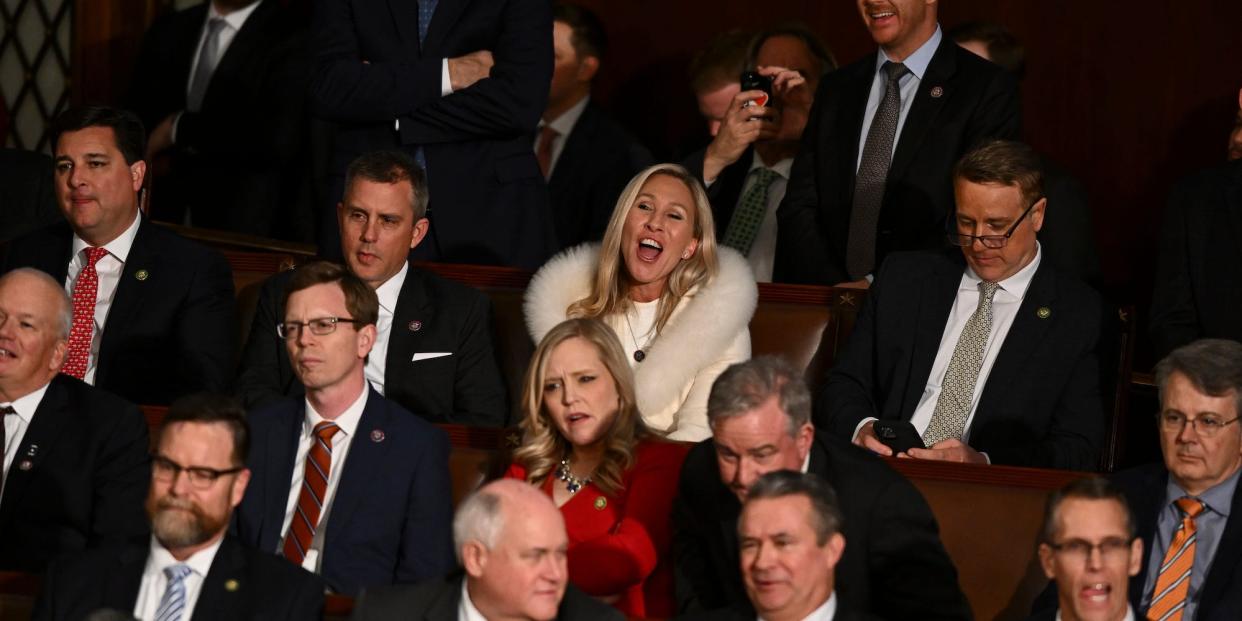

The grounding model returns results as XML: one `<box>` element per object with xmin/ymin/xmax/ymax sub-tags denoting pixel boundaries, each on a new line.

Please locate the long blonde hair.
<box><xmin>567</xmin><ymin>163</ymin><xmax>719</xmax><ymax>336</ymax></box>
<box><xmin>512</xmin><ymin>318</ymin><xmax>650</xmax><ymax>495</ymax></box>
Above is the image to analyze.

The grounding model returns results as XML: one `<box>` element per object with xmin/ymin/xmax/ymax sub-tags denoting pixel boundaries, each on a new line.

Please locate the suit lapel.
<box><xmin>889</xmin><ymin>38</ymin><xmax>956</xmax><ymax>183</ymax></box>
<box><xmin>323</xmin><ymin>390</ymin><xmax>391</xmax><ymax>557</ymax></box>
<box><xmin>386</xmin><ymin>265</ymin><xmax>432</xmax><ymax>389</ymax></box>
<box><xmin>206</xmin><ymin>0</ymin><xmax>276</xmax><ymax>101</ymax></box>
<box><xmin>899</xmin><ymin>258</ymin><xmax>961</xmax><ymax>418</ymax></box>
<box><xmin>100</xmin><ymin>545</ymin><xmax>149</xmax><ymax>612</ymax></box>
<box><xmin>0</xmin><ymin>376</ymin><xmax>71</xmax><ymax>525</ymax></box>
<box><xmin>422</xmin><ymin>0</ymin><xmax>469</xmax><ymax>56</ymax></box>
<box><xmin>549</xmin><ymin>103</ymin><xmax>601</xmax><ymax>192</ymax></box>
<box><xmin>97</xmin><ymin>218</ymin><xmax>159</xmax><ymax>384</ymax></box>
<box><xmin>387</xmin><ymin>0</ymin><xmax>421</xmax><ymax>53</ymax></box>
<box><xmin>425</xmin><ymin>576</ymin><xmax>463</xmax><ymax>621</ymax></box>
<box><xmin>1128</xmin><ymin>468</ymin><xmax>1167</xmax><ymax>605</ymax></box>
<box><xmin>1224</xmin><ymin>161</ymin><xmax>1242</xmax><ymax>266</ymax></box>
<box><xmin>973</xmin><ymin>261</ymin><xmax>1057</xmax><ymax>418</ymax></box>
<box><xmin>1198</xmin><ymin>472</ymin><xmax>1242</xmax><ymax>614</ymax></box>
<box><xmin>837</xmin><ymin>59</ymin><xmax>877</xmax><ymax>197</ymax></box>
<box><xmin>262</xmin><ymin>403</ymin><xmax>302</xmax><ymax>552</ymax></box>
<box><xmin>172</xmin><ymin>5</ymin><xmax>210</xmax><ymax>96</ymax></box>
<box><xmin>191</xmin><ymin>537</ymin><xmax>247</xmax><ymax>620</ymax></box>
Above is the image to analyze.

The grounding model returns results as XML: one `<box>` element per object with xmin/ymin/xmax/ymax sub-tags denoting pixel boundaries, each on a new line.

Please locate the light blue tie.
<box><xmin>414</xmin><ymin>0</ymin><xmax>439</xmax><ymax>173</ymax></box>
<box><xmin>154</xmin><ymin>564</ymin><xmax>194</xmax><ymax>621</ymax></box>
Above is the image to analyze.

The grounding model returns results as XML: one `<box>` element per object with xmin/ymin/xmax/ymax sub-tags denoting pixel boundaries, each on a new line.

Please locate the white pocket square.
<box><xmin>412</xmin><ymin>352</ymin><xmax>453</xmax><ymax>362</ymax></box>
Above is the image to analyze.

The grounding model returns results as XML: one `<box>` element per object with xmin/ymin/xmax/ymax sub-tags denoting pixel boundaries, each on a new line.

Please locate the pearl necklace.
<box><xmin>555</xmin><ymin>457</ymin><xmax>592</xmax><ymax>494</ymax></box>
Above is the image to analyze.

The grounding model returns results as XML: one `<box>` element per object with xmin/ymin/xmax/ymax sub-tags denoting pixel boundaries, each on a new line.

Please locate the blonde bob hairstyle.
<box><xmin>567</xmin><ymin>163</ymin><xmax>719</xmax><ymax>336</ymax></box>
<box><xmin>512</xmin><ymin>318</ymin><xmax>651</xmax><ymax>496</ymax></box>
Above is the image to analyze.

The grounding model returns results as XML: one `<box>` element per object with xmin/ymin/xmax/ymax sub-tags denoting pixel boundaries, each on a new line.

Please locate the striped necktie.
<box><xmin>1147</xmin><ymin>497</ymin><xmax>1205</xmax><ymax>621</ymax></box>
<box><xmin>154</xmin><ymin>564</ymin><xmax>193</xmax><ymax>621</ymax></box>
<box><xmin>283</xmin><ymin>421</ymin><xmax>340</xmax><ymax>565</ymax></box>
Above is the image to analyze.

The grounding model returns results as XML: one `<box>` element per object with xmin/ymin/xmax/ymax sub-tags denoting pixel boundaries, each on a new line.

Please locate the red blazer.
<box><xmin>505</xmin><ymin>439</ymin><xmax>689</xmax><ymax>618</ymax></box>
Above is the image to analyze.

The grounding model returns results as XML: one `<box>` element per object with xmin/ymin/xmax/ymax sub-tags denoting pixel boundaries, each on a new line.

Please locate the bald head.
<box><xmin>0</xmin><ymin>269</ymin><xmax>72</xmax><ymax>400</ymax></box>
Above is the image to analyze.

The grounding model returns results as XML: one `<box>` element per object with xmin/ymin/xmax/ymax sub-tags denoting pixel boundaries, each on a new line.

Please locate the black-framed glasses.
<box><xmin>1046</xmin><ymin>537</ymin><xmax>1134</xmax><ymax>564</ymax></box>
<box><xmin>277</xmin><ymin>316</ymin><xmax>362</xmax><ymax>340</ymax></box>
<box><xmin>151</xmin><ymin>455</ymin><xmax>244</xmax><ymax>490</ymax></box>
<box><xmin>1157</xmin><ymin>411</ymin><xmax>1241</xmax><ymax>438</ymax></box>
<box><xmin>947</xmin><ymin>199</ymin><xmax>1041</xmax><ymax>249</ymax></box>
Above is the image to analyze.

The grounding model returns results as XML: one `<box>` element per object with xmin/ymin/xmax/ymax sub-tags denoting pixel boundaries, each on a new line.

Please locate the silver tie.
<box><xmin>186</xmin><ymin>18</ymin><xmax>226</xmax><ymax>112</ymax></box>
<box><xmin>923</xmin><ymin>281</ymin><xmax>1000</xmax><ymax>446</ymax></box>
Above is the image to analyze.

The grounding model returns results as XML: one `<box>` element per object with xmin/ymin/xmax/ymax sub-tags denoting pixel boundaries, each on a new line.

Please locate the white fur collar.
<box><xmin>524</xmin><ymin>244</ymin><xmax>758</xmax><ymax>421</ymax></box>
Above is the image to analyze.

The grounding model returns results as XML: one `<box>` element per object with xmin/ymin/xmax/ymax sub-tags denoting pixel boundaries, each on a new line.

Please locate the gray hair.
<box><xmin>3</xmin><ymin>268</ymin><xmax>71</xmax><ymax>339</ymax></box>
<box><xmin>743</xmin><ymin>470</ymin><xmax>843</xmax><ymax>545</ymax></box>
<box><xmin>708</xmin><ymin>356</ymin><xmax>811</xmax><ymax>437</ymax></box>
<box><xmin>1155</xmin><ymin>338</ymin><xmax>1242</xmax><ymax>420</ymax></box>
<box><xmin>452</xmin><ymin>489</ymin><xmax>505</xmax><ymax>563</ymax></box>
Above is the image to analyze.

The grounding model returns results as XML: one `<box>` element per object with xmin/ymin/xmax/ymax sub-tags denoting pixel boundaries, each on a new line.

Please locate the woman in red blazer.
<box><xmin>505</xmin><ymin>317</ymin><xmax>689</xmax><ymax>618</ymax></box>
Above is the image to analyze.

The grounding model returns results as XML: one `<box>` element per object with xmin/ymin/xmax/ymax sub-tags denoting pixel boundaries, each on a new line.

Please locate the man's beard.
<box><xmin>147</xmin><ymin>495</ymin><xmax>226</xmax><ymax>550</ymax></box>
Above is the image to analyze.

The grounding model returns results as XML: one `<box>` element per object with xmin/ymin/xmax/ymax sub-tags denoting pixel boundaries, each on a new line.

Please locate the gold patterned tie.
<box><xmin>1146</xmin><ymin>497</ymin><xmax>1205</xmax><ymax>621</ymax></box>
<box><xmin>923</xmin><ymin>281</ymin><xmax>999</xmax><ymax>446</ymax></box>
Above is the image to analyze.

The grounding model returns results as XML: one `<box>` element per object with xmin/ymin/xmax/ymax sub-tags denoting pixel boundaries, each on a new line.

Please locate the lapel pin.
<box><xmin>930</xmin><ymin>86</ymin><xmax>944</xmax><ymax>98</ymax></box>
<box><xmin>18</xmin><ymin>460</ymin><xmax>32</xmax><ymax>471</ymax></box>
<box><xmin>134</xmin><ymin>269</ymin><xmax>149</xmax><ymax>281</ymax></box>
<box><xmin>408</xmin><ymin>320</ymin><xmax>422</xmax><ymax>332</ymax></box>
<box><xmin>26</xmin><ymin>444</ymin><xmax>38</xmax><ymax>457</ymax></box>
<box><xmin>593</xmin><ymin>496</ymin><xmax>607</xmax><ymax>510</ymax></box>
<box><xmin>1037</xmin><ymin>307</ymin><xmax>1051</xmax><ymax>319</ymax></box>
<box><xmin>371</xmin><ymin>429</ymin><xmax>386</xmax><ymax>443</ymax></box>
<box><xmin>224</xmin><ymin>579</ymin><xmax>239</xmax><ymax>592</ymax></box>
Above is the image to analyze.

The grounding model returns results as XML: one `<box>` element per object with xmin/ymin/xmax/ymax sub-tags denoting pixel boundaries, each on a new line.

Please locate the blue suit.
<box><xmin>234</xmin><ymin>387</ymin><xmax>455</xmax><ymax>596</ymax></box>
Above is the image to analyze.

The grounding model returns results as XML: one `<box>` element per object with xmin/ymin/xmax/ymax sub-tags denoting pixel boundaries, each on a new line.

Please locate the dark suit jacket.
<box><xmin>34</xmin><ymin>535</ymin><xmax>325</xmax><ymax>620</ymax></box>
<box><xmin>820</xmin><ymin>251</ymin><xmax>1105</xmax><ymax>470</ymax></box>
<box><xmin>235</xmin><ymin>263</ymin><xmax>508</xmax><ymax>426</ymax></box>
<box><xmin>548</xmin><ymin>100</ymin><xmax>653</xmax><ymax>248</ymax></box>
<box><xmin>351</xmin><ymin>572</ymin><xmax>624</xmax><ymax>621</ymax></box>
<box><xmin>1038</xmin><ymin>156</ymin><xmax>1101</xmax><ymax>287</ymax></box>
<box><xmin>775</xmin><ymin>36</ymin><xmax>1020</xmax><ymax>284</ymax></box>
<box><xmin>0</xmin><ymin>374</ymin><xmax>149</xmax><ymax>572</ymax></box>
<box><xmin>1149</xmin><ymin>159</ymin><xmax>1242</xmax><ymax>358</ymax></box>
<box><xmin>1113</xmin><ymin>464</ymin><xmax>1242</xmax><ymax>621</ymax></box>
<box><xmin>1</xmin><ymin>218</ymin><xmax>237</xmax><ymax>405</ymax></box>
<box><xmin>682</xmin><ymin>145</ymin><xmax>754</xmax><ymax>236</ymax></box>
<box><xmin>129</xmin><ymin>0</ymin><xmax>311</xmax><ymax>237</ymax></box>
<box><xmin>310</xmin><ymin>0</ymin><xmax>556</xmax><ymax>268</ymax></box>
<box><xmin>678</xmin><ymin>603</ymin><xmax>881</xmax><ymax>621</ymax></box>
<box><xmin>0</xmin><ymin>148</ymin><xmax>60</xmax><ymax>243</ymax></box>
<box><xmin>672</xmin><ymin>432</ymin><xmax>970</xmax><ymax>620</ymax></box>
<box><xmin>234</xmin><ymin>387</ymin><xmax>456</xmax><ymax>596</ymax></box>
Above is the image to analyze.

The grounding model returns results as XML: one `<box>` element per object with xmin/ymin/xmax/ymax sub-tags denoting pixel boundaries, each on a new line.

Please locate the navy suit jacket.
<box><xmin>819</xmin><ymin>250</ymin><xmax>1105</xmax><ymax>470</ymax></box>
<box><xmin>234</xmin><ymin>386</ymin><xmax>456</xmax><ymax>596</ymax></box>
<box><xmin>775</xmin><ymin>36</ymin><xmax>1020</xmax><ymax>284</ymax></box>
<box><xmin>0</xmin><ymin>217</ymin><xmax>237</xmax><ymax>405</ymax></box>
<box><xmin>309</xmin><ymin>0</ymin><xmax>556</xmax><ymax>268</ymax></box>
<box><xmin>34</xmin><ymin>536</ymin><xmax>325</xmax><ymax>620</ymax></box>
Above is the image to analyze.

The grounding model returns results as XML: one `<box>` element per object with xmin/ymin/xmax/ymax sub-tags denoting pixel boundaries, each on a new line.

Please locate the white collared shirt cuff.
<box><xmin>852</xmin><ymin>417</ymin><xmax>879</xmax><ymax>443</ymax></box>
<box><xmin>441</xmin><ymin>58</ymin><xmax>452</xmax><ymax>95</ymax></box>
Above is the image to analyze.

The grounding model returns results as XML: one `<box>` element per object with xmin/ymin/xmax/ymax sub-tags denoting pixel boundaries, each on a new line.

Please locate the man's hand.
<box><xmin>903</xmin><ymin>439</ymin><xmax>988</xmax><ymax>464</ymax></box>
<box><xmin>448</xmin><ymin>50</ymin><xmax>494</xmax><ymax>92</ymax></box>
<box><xmin>852</xmin><ymin>420</ymin><xmax>894</xmax><ymax>457</ymax></box>
<box><xmin>759</xmin><ymin>66</ymin><xmax>812</xmax><ymax>143</ymax></box>
<box><xmin>146</xmin><ymin>114</ymin><xmax>176</xmax><ymax>159</ymax></box>
<box><xmin>702</xmin><ymin>89</ymin><xmax>778</xmax><ymax>182</ymax></box>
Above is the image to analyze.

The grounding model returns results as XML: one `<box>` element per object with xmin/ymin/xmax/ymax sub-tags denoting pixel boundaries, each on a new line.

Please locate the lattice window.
<box><xmin>0</xmin><ymin>0</ymin><xmax>72</xmax><ymax>151</ymax></box>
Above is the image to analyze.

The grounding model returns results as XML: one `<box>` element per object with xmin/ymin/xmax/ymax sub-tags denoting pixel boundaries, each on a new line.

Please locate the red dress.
<box><xmin>504</xmin><ymin>439</ymin><xmax>689</xmax><ymax>618</ymax></box>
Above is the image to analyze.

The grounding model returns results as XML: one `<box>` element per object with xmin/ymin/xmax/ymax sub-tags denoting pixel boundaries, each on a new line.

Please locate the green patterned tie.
<box><xmin>722</xmin><ymin>167</ymin><xmax>781</xmax><ymax>255</ymax></box>
<box><xmin>923</xmin><ymin>281</ymin><xmax>1000</xmax><ymax>446</ymax></box>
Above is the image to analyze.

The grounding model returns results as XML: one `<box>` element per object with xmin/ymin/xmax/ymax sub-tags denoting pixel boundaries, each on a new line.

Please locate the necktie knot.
<box><xmin>539</xmin><ymin>125</ymin><xmax>559</xmax><ymax>143</ymax></box>
<box><xmin>0</xmin><ymin>405</ymin><xmax>15</xmax><ymax>415</ymax></box>
<box><xmin>883</xmin><ymin>61</ymin><xmax>909</xmax><ymax>83</ymax></box>
<box><xmin>205</xmin><ymin>16</ymin><xmax>225</xmax><ymax>36</ymax></box>
<box><xmin>163</xmin><ymin>563</ymin><xmax>193</xmax><ymax>582</ymax></box>
<box><xmin>313</xmin><ymin>421</ymin><xmax>339</xmax><ymax>444</ymax></box>
<box><xmin>751</xmin><ymin>167</ymin><xmax>781</xmax><ymax>188</ymax></box>
<box><xmin>979</xmin><ymin>281</ymin><xmax>999</xmax><ymax>301</ymax></box>
<box><xmin>84</xmin><ymin>247</ymin><xmax>108</xmax><ymax>266</ymax></box>
<box><xmin>1176</xmin><ymin>496</ymin><xmax>1205</xmax><ymax>519</ymax></box>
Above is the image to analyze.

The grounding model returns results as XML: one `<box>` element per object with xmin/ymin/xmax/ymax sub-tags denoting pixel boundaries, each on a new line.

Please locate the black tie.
<box><xmin>847</xmin><ymin>61</ymin><xmax>909</xmax><ymax>280</ymax></box>
<box><xmin>1</xmin><ymin>405</ymin><xmax>16</xmax><ymax>493</ymax></box>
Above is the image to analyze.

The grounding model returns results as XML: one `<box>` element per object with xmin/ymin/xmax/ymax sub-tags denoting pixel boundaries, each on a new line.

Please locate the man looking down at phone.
<box><xmin>819</xmin><ymin>140</ymin><xmax>1105</xmax><ymax>470</ymax></box>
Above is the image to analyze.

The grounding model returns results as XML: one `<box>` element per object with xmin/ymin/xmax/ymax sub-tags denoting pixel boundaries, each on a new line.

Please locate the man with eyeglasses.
<box><xmin>1108</xmin><ymin>338</ymin><xmax>1242</xmax><ymax>620</ymax></box>
<box><xmin>820</xmin><ymin>139</ymin><xmax>1105</xmax><ymax>469</ymax></box>
<box><xmin>234</xmin><ymin>261</ymin><xmax>455</xmax><ymax>596</ymax></box>
<box><xmin>1032</xmin><ymin>477</ymin><xmax>1141</xmax><ymax>621</ymax></box>
<box><xmin>35</xmin><ymin>393</ymin><xmax>324</xmax><ymax>620</ymax></box>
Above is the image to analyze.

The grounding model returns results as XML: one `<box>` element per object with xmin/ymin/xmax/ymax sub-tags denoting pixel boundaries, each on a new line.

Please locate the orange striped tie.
<box><xmin>1147</xmin><ymin>497</ymin><xmax>1205</xmax><ymax>621</ymax></box>
<box><xmin>282</xmin><ymin>421</ymin><xmax>339</xmax><ymax>565</ymax></box>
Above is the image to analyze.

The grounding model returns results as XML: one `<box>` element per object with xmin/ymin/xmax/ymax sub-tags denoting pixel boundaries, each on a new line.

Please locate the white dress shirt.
<box><xmin>278</xmin><ymin>388</ymin><xmax>368</xmax><ymax>573</ymax></box>
<box><xmin>856</xmin><ymin>25</ymin><xmax>943</xmax><ymax>171</ymax></box>
<box><xmin>0</xmin><ymin>382</ymin><xmax>51</xmax><ymax>501</ymax></box>
<box><xmin>534</xmin><ymin>95</ymin><xmax>590</xmax><ymax>177</ymax></box>
<box><xmin>458</xmin><ymin>579</ymin><xmax>488</xmax><ymax>621</ymax></box>
<box><xmin>65</xmin><ymin>211</ymin><xmax>142</xmax><ymax>385</ymax></box>
<box><xmin>1055</xmin><ymin>606</ymin><xmax>1134</xmax><ymax>621</ymax></box>
<box><xmin>132</xmin><ymin>535</ymin><xmax>224</xmax><ymax>621</ymax></box>
<box><xmin>759</xmin><ymin>592</ymin><xmax>836</xmax><ymax>621</ymax></box>
<box><xmin>366</xmin><ymin>262</ymin><xmax>408</xmax><ymax>395</ymax></box>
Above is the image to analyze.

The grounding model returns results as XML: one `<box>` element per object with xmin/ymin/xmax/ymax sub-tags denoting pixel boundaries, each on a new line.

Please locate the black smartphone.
<box><xmin>740</xmin><ymin>70</ymin><xmax>773</xmax><ymax>108</ymax></box>
<box><xmin>873</xmin><ymin>420</ymin><xmax>926</xmax><ymax>454</ymax></box>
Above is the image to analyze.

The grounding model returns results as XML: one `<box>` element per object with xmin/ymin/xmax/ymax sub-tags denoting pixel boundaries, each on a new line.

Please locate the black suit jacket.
<box><xmin>0</xmin><ymin>375</ymin><xmax>150</xmax><ymax>572</ymax></box>
<box><xmin>1</xmin><ymin>218</ymin><xmax>237</xmax><ymax>405</ymax></box>
<box><xmin>672</xmin><ymin>432</ymin><xmax>970</xmax><ymax>620</ymax></box>
<box><xmin>775</xmin><ymin>36</ymin><xmax>1020</xmax><ymax>284</ymax></box>
<box><xmin>129</xmin><ymin>0</ymin><xmax>311</xmax><ymax>236</ymax></box>
<box><xmin>1149</xmin><ymin>159</ymin><xmax>1242</xmax><ymax>358</ymax></box>
<box><xmin>310</xmin><ymin>0</ymin><xmax>556</xmax><ymax>268</ymax></box>
<box><xmin>820</xmin><ymin>251</ymin><xmax>1105</xmax><ymax>470</ymax></box>
<box><xmin>234</xmin><ymin>387</ymin><xmax>456</xmax><ymax>596</ymax></box>
<box><xmin>34</xmin><ymin>536</ymin><xmax>325</xmax><ymax>620</ymax></box>
<box><xmin>1113</xmin><ymin>464</ymin><xmax>1242</xmax><ymax>621</ymax></box>
<box><xmin>351</xmin><ymin>572</ymin><xmax>624</xmax><ymax>621</ymax></box>
<box><xmin>1038</xmin><ymin>156</ymin><xmax>1101</xmax><ymax>287</ymax></box>
<box><xmin>678</xmin><ymin>604</ymin><xmax>881</xmax><ymax>621</ymax></box>
<box><xmin>547</xmin><ymin>101</ymin><xmax>653</xmax><ymax>248</ymax></box>
<box><xmin>235</xmin><ymin>263</ymin><xmax>508</xmax><ymax>426</ymax></box>
<box><xmin>682</xmin><ymin>145</ymin><xmax>754</xmax><ymax>237</ymax></box>
<box><xmin>0</xmin><ymin>148</ymin><xmax>60</xmax><ymax>243</ymax></box>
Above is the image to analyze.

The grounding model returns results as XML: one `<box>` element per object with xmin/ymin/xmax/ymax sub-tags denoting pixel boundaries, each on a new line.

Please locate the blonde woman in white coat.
<box><xmin>525</xmin><ymin>163</ymin><xmax>758</xmax><ymax>441</ymax></box>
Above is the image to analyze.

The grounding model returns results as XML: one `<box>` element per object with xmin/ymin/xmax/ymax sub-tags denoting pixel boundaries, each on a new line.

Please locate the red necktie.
<box><xmin>63</xmin><ymin>247</ymin><xmax>108</xmax><ymax>379</ymax></box>
<box><xmin>536</xmin><ymin>125</ymin><xmax>558</xmax><ymax>179</ymax></box>
<box><xmin>283</xmin><ymin>421</ymin><xmax>339</xmax><ymax>565</ymax></box>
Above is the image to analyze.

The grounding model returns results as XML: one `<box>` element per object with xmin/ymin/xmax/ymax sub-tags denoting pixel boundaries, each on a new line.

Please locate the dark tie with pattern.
<box><xmin>536</xmin><ymin>125</ymin><xmax>559</xmax><ymax>179</ymax></box>
<box><xmin>0</xmin><ymin>405</ymin><xmax>15</xmax><ymax>494</ymax></box>
<box><xmin>723</xmin><ymin>167</ymin><xmax>781</xmax><ymax>255</ymax></box>
<box><xmin>847</xmin><ymin>61</ymin><xmax>909</xmax><ymax>280</ymax></box>
<box><xmin>414</xmin><ymin>0</ymin><xmax>439</xmax><ymax>172</ymax></box>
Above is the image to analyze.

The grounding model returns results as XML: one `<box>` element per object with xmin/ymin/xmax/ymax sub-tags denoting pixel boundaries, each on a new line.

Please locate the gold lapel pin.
<box><xmin>1037</xmin><ymin>307</ymin><xmax>1051</xmax><ymax>319</ymax></box>
<box><xmin>225</xmin><ymin>579</ymin><xmax>239</xmax><ymax>592</ymax></box>
<box><xmin>135</xmin><ymin>269</ymin><xmax>149</xmax><ymax>281</ymax></box>
<box><xmin>593</xmin><ymin>496</ymin><xmax>607</xmax><ymax>510</ymax></box>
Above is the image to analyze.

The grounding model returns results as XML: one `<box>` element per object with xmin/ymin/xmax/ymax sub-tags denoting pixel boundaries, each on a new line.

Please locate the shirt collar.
<box><xmin>71</xmin><ymin>211</ymin><xmax>141</xmax><ymax>263</ymax></box>
<box><xmin>748</xmin><ymin>152</ymin><xmax>794</xmax><ymax>179</ymax></box>
<box><xmin>374</xmin><ymin>262</ymin><xmax>408</xmax><ymax>317</ymax></box>
<box><xmin>876</xmin><ymin>24</ymin><xmax>942</xmax><ymax>81</ymax></box>
<box><xmin>303</xmin><ymin>385</ymin><xmax>368</xmax><ymax>438</ymax></box>
<box><xmin>1167</xmin><ymin>467</ymin><xmax>1241</xmax><ymax>518</ymax></box>
<box><xmin>460</xmin><ymin>579</ymin><xmax>489</xmax><ymax>621</ymax></box>
<box><xmin>1055</xmin><ymin>605</ymin><xmax>1134</xmax><ymax>621</ymax></box>
<box><xmin>1</xmin><ymin>380</ymin><xmax>52</xmax><ymax>426</ymax></box>
<box><xmin>961</xmin><ymin>242</ymin><xmax>1042</xmax><ymax>301</ymax></box>
<box><xmin>758</xmin><ymin>591</ymin><xmax>836</xmax><ymax>621</ymax></box>
<box><xmin>146</xmin><ymin>533</ymin><xmax>225</xmax><ymax>579</ymax></box>
<box><xmin>543</xmin><ymin>95</ymin><xmax>590</xmax><ymax>137</ymax></box>
<box><xmin>208</xmin><ymin>0</ymin><xmax>263</xmax><ymax>32</ymax></box>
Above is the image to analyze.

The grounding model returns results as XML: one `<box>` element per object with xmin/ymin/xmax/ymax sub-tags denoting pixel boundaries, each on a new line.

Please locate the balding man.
<box><xmin>351</xmin><ymin>479</ymin><xmax>622</xmax><ymax>621</ymax></box>
<box><xmin>0</xmin><ymin>268</ymin><xmax>150</xmax><ymax>571</ymax></box>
